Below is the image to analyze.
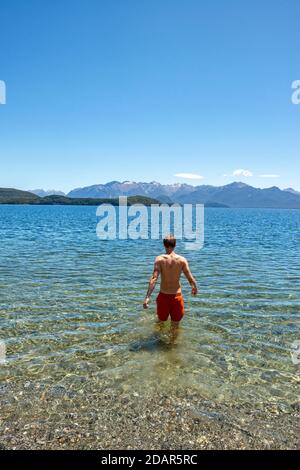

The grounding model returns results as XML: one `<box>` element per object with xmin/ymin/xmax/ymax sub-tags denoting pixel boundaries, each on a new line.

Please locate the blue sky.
<box><xmin>0</xmin><ymin>0</ymin><xmax>299</xmax><ymax>192</ymax></box>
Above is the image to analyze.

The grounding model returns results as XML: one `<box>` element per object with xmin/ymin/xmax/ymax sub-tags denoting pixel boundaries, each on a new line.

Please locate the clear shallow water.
<box><xmin>0</xmin><ymin>205</ymin><xmax>299</xmax><ymax>414</ymax></box>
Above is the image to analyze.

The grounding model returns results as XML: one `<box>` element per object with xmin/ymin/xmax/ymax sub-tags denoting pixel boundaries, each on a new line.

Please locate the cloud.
<box><xmin>224</xmin><ymin>170</ymin><xmax>280</xmax><ymax>179</ymax></box>
<box><xmin>232</xmin><ymin>169</ymin><xmax>253</xmax><ymax>177</ymax></box>
<box><xmin>174</xmin><ymin>173</ymin><xmax>204</xmax><ymax>180</ymax></box>
<box><xmin>259</xmin><ymin>174</ymin><xmax>280</xmax><ymax>178</ymax></box>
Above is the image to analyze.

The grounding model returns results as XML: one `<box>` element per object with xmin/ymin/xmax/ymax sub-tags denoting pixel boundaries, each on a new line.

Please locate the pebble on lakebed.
<box><xmin>0</xmin><ymin>378</ymin><xmax>299</xmax><ymax>450</ymax></box>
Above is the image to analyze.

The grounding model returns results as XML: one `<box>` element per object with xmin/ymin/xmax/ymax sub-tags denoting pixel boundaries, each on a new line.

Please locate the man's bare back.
<box><xmin>156</xmin><ymin>252</ymin><xmax>190</xmax><ymax>294</ymax></box>
<box><xmin>143</xmin><ymin>236</ymin><xmax>197</xmax><ymax>320</ymax></box>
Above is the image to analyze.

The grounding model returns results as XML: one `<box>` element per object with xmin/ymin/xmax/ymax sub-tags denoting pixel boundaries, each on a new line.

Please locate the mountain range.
<box><xmin>1</xmin><ymin>182</ymin><xmax>300</xmax><ymax>208</ymax></box>
<box><xmin>29</xmin><ymin>189</ymin><xmax>66</xmax><ymax>197</ymax></box>
<box><xmin>61</xmin><ymin>181</ymin><xmax>300</xmax><ymax>208</ymax></box>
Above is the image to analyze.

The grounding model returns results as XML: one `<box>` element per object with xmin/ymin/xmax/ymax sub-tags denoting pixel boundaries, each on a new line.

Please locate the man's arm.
<box><xmin>182</xmin><ymin>259</ymin><xmax>198</xmax><ymax>295</ymax></box>
<box><xmin>143</xmin><ymin>257</ymin><xmax>160</xmax><ymax>309</ymax></box>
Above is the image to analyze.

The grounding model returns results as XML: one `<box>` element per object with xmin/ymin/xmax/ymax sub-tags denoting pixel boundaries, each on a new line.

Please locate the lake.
<box><xmin>0</xmin><ymin>205</ymin><xmax>299</xmax><ymax>449</ymax></box>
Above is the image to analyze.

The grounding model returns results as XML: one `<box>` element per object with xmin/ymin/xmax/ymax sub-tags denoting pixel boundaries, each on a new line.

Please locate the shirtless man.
<box><xmin>143</xmin><ymin>235</ymin><xmax>198</xmax><ymax>324</ymax></box>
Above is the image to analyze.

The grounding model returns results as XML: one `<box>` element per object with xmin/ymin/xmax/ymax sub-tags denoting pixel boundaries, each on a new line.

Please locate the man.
<box><xmin>143</xmin><ymin>235</ymin><xmax>198</xmax><ymax>325</ymax></box>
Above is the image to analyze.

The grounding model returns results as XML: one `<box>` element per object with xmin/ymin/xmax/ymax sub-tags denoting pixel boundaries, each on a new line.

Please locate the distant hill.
<box><xmin>29</xmin><ymin>189</ymin><xmax>66</xmax><ymax>197</ymax></box>
<box><xmin>178</xmin><ymin>182</ymin><xmax>300</xmax><ymax>208</ymax></box>
<box><xmin>0</xmin><ymin>188</ymin><xmax>40</xmax><ymax>204</ymax></box>
<box><xmin>204</xmin><ymin>202</ymin><xmax>229</xmax><ymax>208</ymax></box>
<box><xmin>284</xmin><ymin>188</ymin><xmax>300</xmax><ymax>196</ymax></box>
<box><xmin>38</xmin><ymin>195</ymin><xmax>160</xmax><ymax>206</ymax></box>
<box><xmin>0</xmin><ymin>189</ymin><xmax>160</xmax><ymax>206</ymax></box>
<box><xmin>67</xmin><ymin>181</ymin><xmax>300</xmax><ymax>208</ymax></box>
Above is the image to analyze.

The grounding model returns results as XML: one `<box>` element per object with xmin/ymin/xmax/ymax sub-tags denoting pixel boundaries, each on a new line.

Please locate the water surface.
<box><xmin>0</xmin><ymin>205</ymin><xmax>299</xmax><ymax>447</ymax></box>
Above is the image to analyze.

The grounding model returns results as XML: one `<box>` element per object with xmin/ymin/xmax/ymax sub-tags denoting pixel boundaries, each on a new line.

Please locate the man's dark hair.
<box><xmin>163</xmin><ymin>234</ymin><xmax>176</xmax><ymax>248</ymax></box>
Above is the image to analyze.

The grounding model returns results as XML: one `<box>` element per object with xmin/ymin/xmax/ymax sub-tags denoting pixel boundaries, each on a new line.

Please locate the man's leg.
<box><xmin>156</xmin><ymin>292</ymin><xmax>170</xmax><ymax>323</ymax></box>
<box><xmin>170</xmin><ymin>320</ymin><xmax>180</xmax><ymax>343</ymax></box>
<box><xmin>170</xmin><ymin>294</ymin><xmax>184</xmax><ymax>323</ymax></box>
<box><xmin>169</xmin><ymin>294</ymin><xmax>184</xmax><ymax>342</ymax></box>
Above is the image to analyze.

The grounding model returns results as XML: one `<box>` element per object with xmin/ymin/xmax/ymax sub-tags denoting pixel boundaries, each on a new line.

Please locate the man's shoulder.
<box><xmin>177</xmin><ymin>255</ymin><xmax>188</xmax><ymax>265</ymax></box>
<box><xmin>156</xmin><ymin>254</ymin><xmax>187</xmax><ymax>264</ymax></box>
<box><xmin>155</xmin><ymin>254</ymin><xmax>170</xmax><ymax>263</ymax></box>
<box><xmin>174</xmin><ymin>254</ymin><xmax>187</xmax><ymax>261</ymax></box>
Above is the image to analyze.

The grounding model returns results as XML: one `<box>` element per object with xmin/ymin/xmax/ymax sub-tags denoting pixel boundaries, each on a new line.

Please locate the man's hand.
<box><xmin>143</xmin><ymin>297</ymin><xmax>150</xmax><ymax>309</ymax></box>
<box><xmin>191</xmin><ymin>286</ymin><xmax>198</xmax><ymax>296</ymax></box>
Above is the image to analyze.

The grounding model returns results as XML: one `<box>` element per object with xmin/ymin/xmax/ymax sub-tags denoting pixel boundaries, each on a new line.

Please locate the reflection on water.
<box><xmin>0</xmin><ymin>205</ymin><xmax>299</xmax><ymax>444</ymax></box>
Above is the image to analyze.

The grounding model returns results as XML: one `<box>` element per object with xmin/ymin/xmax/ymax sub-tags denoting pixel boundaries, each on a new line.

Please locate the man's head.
<box><xmin>163</xmin><ymin>234</ymin><xmax>176</xmax><ymax>252</ymax></box>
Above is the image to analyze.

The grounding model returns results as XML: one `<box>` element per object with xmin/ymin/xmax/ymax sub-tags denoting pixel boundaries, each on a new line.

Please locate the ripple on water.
<box><xmin>0</xmin><ymin>206</ymin><xmax>299</xmax><ymax>419</ymax></box>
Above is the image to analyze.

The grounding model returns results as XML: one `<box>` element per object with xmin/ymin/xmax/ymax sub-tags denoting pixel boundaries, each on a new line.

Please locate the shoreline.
<box><xmin>1</xmin><ymin>378</ymin><xmax>299</xmax><ymax>450</ymax></box>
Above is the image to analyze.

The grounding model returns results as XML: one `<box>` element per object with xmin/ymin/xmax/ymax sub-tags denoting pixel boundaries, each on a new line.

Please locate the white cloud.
<box><xmin>174</xmin><ymin>173</ymin><xmax>204</xmax><ymax>180</ymax></box>
<box><xmin>232</xmin><ymin>169</ymin><xmax>253</xmax><ymax>177</ymax></box>
<box><xmin>259</xmin><ymin>174</ymin><xmax>280</xmax><ymax>178</ymax></box>
<box><xmin>224</xmin><ymin>170</ymin><xmax>280</xmax><ymax>179</ymax></box>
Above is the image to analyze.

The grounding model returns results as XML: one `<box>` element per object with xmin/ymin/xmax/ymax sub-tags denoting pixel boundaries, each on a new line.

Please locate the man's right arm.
<box><xmin>143</xmin><ymin>257</ymin><xmax>161</xmax><ymax>308</ymax></box>
<box><xmin>182</xmin><ymin>259</ymin><xmax>198</xmax><ymax>295</ymax></box>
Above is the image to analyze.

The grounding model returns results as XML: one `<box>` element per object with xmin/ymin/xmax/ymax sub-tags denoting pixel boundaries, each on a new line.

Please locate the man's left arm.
<box><xmin>143</xmin><ymin>258</ymin><xmax>160</xmax><ymax>309</ymax></box>
<box><xmin>182</xmin><ymin>259</ymin><xmax>198</xmax><ymax>295</ymax></box>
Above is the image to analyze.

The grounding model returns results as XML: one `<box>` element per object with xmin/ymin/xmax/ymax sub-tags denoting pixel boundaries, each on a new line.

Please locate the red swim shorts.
<box><xmin>156</xmin><ymin>292</ymin><xmax>184</xmax><ymax>322</ymax></box>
